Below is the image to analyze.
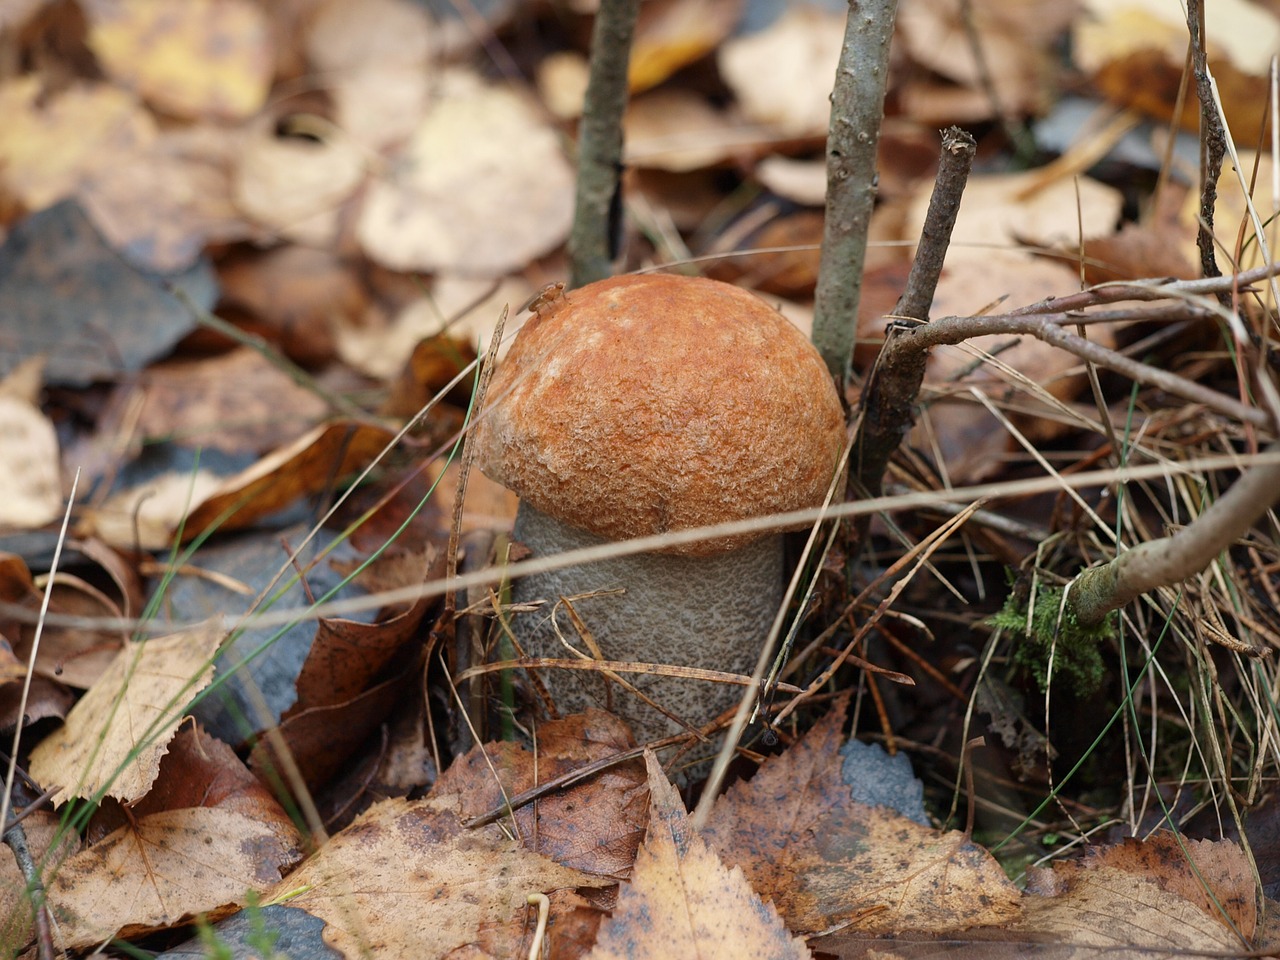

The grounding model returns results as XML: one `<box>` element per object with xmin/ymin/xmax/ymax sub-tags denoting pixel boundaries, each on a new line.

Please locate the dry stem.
<box><xmin>812</xmin><ymin>0</ymin><xmax>899</xmax><ymax>385</ymax></box>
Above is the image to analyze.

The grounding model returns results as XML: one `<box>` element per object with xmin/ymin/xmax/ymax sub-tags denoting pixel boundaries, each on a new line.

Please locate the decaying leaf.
<box><xmin>585</xmin><ymin>751</ymin><xmax>812</xmax><ymax>960</ymax></box>
<box><xmin>278</xmin><ymin>793</ymin><xmax>606</xmax><ymax>959</ymax></box>
<box><xmin>356</xmin><ymin>69</ymin><xmax>574</xmax><ymax>276</ymax></box>
<box><xmin>27</xmin><ymin>618</ymin><xmax>223</xmax><ymax>802</ymax></box>
<box><xmin>83</xmin><ymin>0</ymin><xmax>273</xmax><ymax>121</ymax></box>
<box><xmin>707</xmin><ymin>697</ymin><xmax>1021</xmax><ymax>936</ymax></box>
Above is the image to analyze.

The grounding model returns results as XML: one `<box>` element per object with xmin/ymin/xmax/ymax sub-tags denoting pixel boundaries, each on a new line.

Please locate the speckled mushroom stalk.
<box><xmin>474</xmin><ymin>274</ymin><xmax>845</xmax><ymax>755</ymax></box>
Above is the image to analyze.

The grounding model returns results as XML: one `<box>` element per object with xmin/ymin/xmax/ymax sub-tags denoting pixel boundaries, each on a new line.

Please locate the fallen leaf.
<box><xmin>718</xmin><ymin>5</ymin><xmax>844</xmax><ymax>138</ymax></box>
<box><xmin>232</xmin><ymin>118</ymin><xmax>367</xmax><ymax>248</ymax></box>
<box><xmin>1013</xmin><ymin>860</ymin><xmax>1248</xmax><ymax>955</ymax></box>
<box><xmin>707</xmin><ymin>697</ymin><xmax>1020</xmax><ymax>935</ymax></box>
<box><xmin>0</xmin><ymin>78</ymin><xmax>155</xmax><ymax>213</ymax></box>
<box><xmin>77</xmin><ymin>124</ymin><xmax>251</xmax><ymax>272</ymax></box>
<box><xmin>0</xmin><ymin>200</ymin><xmax>208</xmax><ymax>388</ymax></box>
<box><xmin>629</xmin><ymin>0</ymin><xmax>742</xmax><ymax>93</ymax></box>
<box><xmin>180</xmin><ymin>420</ymin><xmax>396</xmax><ymax>540</ymax></box>
<box><xmin>1074</xmin><ymin>0</ymin><xmax>1275</xmax><ymax>132</ymax></box>
<box><xmin>48</xmin><ymin>805</ymin><xmax>299</xmax><ymax>948</ymax></box>
<box><xmin>128</xmin><ymin>348</ymin><xmax>331</xmax><ymax>454</ymax></box>
<box><xmin>306</xmin><ymin>0</ymin><xmax>438</xmax><ymax>152</ymax></box>
<box><xmin>0</xmin><ymin>393</ymin><xmax>61</xmax><ymax>528</ymax></box>
<box><xmin>83</xmin><ymin>0</ymin><xmax>273</xmax><ymax>121</ymax></box>
<box><xmin>27</xmin><ymin>618</ymin><xmax>223</xmax><ymax>802</ymax></box>
<box><xmin>277</xmin><ymin>793</ymin><xmax>606</xmax><ymax>959</ymax></box>
<box><xmin>0</xmin><ymin>811</ymin><xmax>79</xmax><ymax>956</ymax></box>
<box><xmin>357</xmin><ymin>69</ymin><xmax>575</xmax><ymax>277</ymax></box>
<box><xmin>584</xmin><ymin>751</ymin><xmax>812</xmax><ymax>960</ymax></box>
<box><xmin>898</xmin><ymin>0</ymin><xmax>1077</xmax><ymax>121</ymax></box>
<box><xmin>437</xmin><ymin>710</ymin><xmax>648</xmax><ymax>880</ymax></box>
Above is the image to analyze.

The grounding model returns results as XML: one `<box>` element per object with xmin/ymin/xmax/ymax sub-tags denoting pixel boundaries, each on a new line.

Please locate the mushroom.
<box><xmin>473</xmin><ymin>273</ymin><xmax>846</xmax><ymax>753</ymax></box>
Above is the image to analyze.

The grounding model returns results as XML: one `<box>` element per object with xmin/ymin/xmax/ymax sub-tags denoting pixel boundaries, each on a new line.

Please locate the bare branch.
<box><xmin>812</xmin><ymin>0</ymin><xmax>899</xmax><ymax>385</ymax></box>
<box><xmin>568</xmin><ymin>0</ymin><xmax>640</xmax><ymax>288</ymax></box>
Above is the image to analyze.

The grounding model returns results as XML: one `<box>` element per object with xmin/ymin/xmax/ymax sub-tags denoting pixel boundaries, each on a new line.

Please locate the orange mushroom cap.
<box><xmin>474</xmin><ymin>274</ymin><xmax>846</xmax><ymax>557</ymax></box>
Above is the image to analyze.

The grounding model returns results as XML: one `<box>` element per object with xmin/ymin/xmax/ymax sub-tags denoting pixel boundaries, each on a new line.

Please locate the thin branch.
<box><xmin>894</xmin><ymin>127</ymin><xmax>977</xmax><ymax>323</ymax></box>
<box><xmin>812</xmin><ymin>0</ymin><xmax>900</xmax><ymax>385</ymax></box>
<box><xmin>1071</xmin><ymin>443</ymin><xmax>1280</xmax><ymax>625</ymax></box>
<box><xmin>1187</xmin><ymin>0</ymin><xmax>1227</xmax><ymax>292</ymax></box>
<box><xmin>877</xmin><ymin>307</ymin><xmax>1272</xmax><ymax>429</ymax></box>
<box><xmin>568</xmin><ymin>0</ymin><xmax>640</xmax><ymax>288</ymax></box>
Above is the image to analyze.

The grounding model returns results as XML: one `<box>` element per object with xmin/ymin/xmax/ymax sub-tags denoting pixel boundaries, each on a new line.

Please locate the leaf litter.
<box><xmin>1</xmin><ymin>0</ymin><xmax>1279</xmax><ymax>956</ymax></box>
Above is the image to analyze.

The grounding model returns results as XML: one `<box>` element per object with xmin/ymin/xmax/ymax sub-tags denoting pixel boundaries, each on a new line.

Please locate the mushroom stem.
<box><xmin>511</xmin><ymin>503</ymin><xmax>783</xmax><ymax>750</ymax></box>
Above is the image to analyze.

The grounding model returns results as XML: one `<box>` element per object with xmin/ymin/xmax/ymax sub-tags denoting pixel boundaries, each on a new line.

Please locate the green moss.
<box><xmin>991</xmin><ymin>580</ymin><xmax>1116</xmax><ymax>697</ymax></box>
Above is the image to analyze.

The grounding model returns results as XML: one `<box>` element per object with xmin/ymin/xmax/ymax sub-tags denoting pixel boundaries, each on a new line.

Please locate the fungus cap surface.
<box><xmin>474</xmin><ymin>274</ymin><xmax>845</xmax><ymax>556</ymax></box>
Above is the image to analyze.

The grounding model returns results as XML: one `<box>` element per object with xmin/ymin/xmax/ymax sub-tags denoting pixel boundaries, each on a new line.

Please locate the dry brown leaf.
<box><xmin>898</xmin><ymin>0</ymin><xmax>1077</xmax><ymax>121</ymax></box>
<box><xmin>0</xmin><ymin>393</ymin><xmax>60</xmax><ymax>528</ymax></box>
<box><xmin>0</xmin><ymin>810</ymin><xmax>79</xmax><ymax>955</ymax></box>
<box><xmin>703</xmin><ymin>691</ymin><xmax>852</xmax><ymax>893</ymax></box>
<box><xmin>357</xmin><ymin>70</ymin><xmax>574</xmax><ymax>277</ymax></box>
<box><xmin>77</xmin><ymin>468</ymin><xmax>227</xmax><ymax>552</ymax></box>
<box><xmin>707</xmin><ymin>697</ymin><xmax>1020</xmax><ymax>936</ymax></box>
<box><xmin>83</xmin><ymin>0</ymin><xmax>273</xmax><ymax>121</ymax></box>
<box><xmin>1064</xmin><ymin>834</ymin><xmax>1257</xmax><ymax>943</ymax></box>
<box><xmin>27</xmin><ymin>619</ymin><xmax>223</xmax><ymax>802</ymax></box>
<box><xmin>13</xmin><ymin>574</ymin><xmax>127</xmax><ymax>689</ymax></box>
<box><xmin>1013</xmin><ymin>862</ymin><xmax>1248</xmax><ymax>956</ymax></box>
<box><xmin>629</xmin><ymin>0</ymin><xmax>742</xmax><ymax>93</ymax></box>
<box><xmin>0</xmin><ymin>79</ymin><xmax>155</xmax><ymax>214</ymax></box>
<box><xmin>1074</xmin><ymin>0</ymin><xmax>1276</xmax><ymax>132</ymax></box>
<box><xmin>77</xmin><ymin>124</ymin><xmax>250</xmax><ymax>272</ymax></box>
<box><xmin>624</xmin><ymin>89</ymin><xmax>744</xmax><ymax>172</ymax></box>
<box><xmin>232</xmin><ymin>119</ymin><xmax>366</xmax><ymax>247</ymax></box>
<box><xmin>306</xmin><ymin>0</ymin><xmax>438</xmax><ymax>151</ymax></box>
<box><xmin>585</xmin><ymin>750</ymin><xmax>811</xmax><ymax>960</ymax></box>
<box><xmin>22</xmin><ymin>727</ymin><xmax>300</xmax><ymax>951</ymax></box>
<box><xmin>718</xmin><ymin>6</ymin><xmax>844</xmax><ymax>138</ymax></box>
<box><xmin>279</xmin><ymin>793</ymin><xmax>606</xmax><ymax>959</ymax></box>
<box><xmin>48</xmin><ymin>805</ymin><xmax>300</xmax><ymax>948</ymax></box>
<box><xmin>435</xmin><ymin>711</ymin><xmax>648</xmax><ymax>880</ymax></box>
<box><xmin>180</xmin><ymin>420</ymin><xmax>396</xmax><ymax>540</ymax></box>
<box><xmin>907</xmin><ymin>171</ymin><xmax>1123</xmax><ymax>267</ymax></box>
<box><xmin>218</xmin><ymin>246</ymin><xmax>366</xmax><ymax>368</ymax></box>
<box><xmin>129</xmin><ymin>348</ymin><xmax>331</xmax><ymax>454</ymax></box>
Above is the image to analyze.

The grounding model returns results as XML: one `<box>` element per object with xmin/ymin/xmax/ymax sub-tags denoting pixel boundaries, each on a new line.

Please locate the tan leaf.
<box><xmin>180</xmin><ymin>421</ymin><xmax>396</xmax><ymax>540</ymax></box>
<box><xmin>27</xmin><ymin>619</ymin><xmax>223</xmax><ymax>802</ymax></box>
<box><xmin>279</xmin><ymin>794</ymin><xmax>605</xmax><ymax>959</ymax></box>
<box><xmin>357</xmin><ymin>69</ymin><xmax>574</xmax><ymax>277</ymax></box>
<box><xmin>232</xmin><ymin>119</ymin><xmax>367</xmax><ymax>248</ymax></box>
<box><xmin>708</xmin><ymin>698</ymin><xmax>1020</xmax><ymax>935</ymax></box>
<box><xmin>0</xmin><ymin>78</ymin><xmax>154</xmax><ymax>212</ymax></box>
<box><xmin>47</xmin><ymin>806</ymin><xmax>299</xmax><ymax>948</ymax></box>
<box><xmin>0</xmin><ymin>394</ymin><xmax>61</xmax><ymax>529</ymax></box>
<box><xmin>718</xmin><ymin>6</ymin><xmax>844</xmax><ymax>138</ymax></box>
<box><xmin>1013</xmin><ymin>863</ymin><xmax>1247</xmax><ymax>955</ymax></box>
<box><xmin>436</xmin><ymin>710</ymin><xmax>647</xmax><ymax>880</ymax></box>
<box><xmin>584</xmin><ymin>751</ymin><xmax>812</xmax><ymax>960</ymax></box>
<box><xmin>84</xmin><ymin>0</ymin><xmax>273</xmax><ymax>121</ymax></box>
<box><xmin>129</xmin><ymin>348</ymin><xmax>330</xmax><ymax>455</ymax></box>
<box><xmin>0</xmin><ymin>811</ymin><xmax>78</xmax><ymax>955</ymax></box>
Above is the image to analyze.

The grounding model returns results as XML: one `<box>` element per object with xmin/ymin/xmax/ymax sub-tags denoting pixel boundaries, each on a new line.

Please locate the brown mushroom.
<box><xmin>473</xmin><ymin>273</ymin><xmax>846</xmax><ymax>754</ymax></box>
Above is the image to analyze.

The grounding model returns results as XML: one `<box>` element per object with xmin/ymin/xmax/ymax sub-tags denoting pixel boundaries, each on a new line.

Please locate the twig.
<box><xmin>811</xmin><ymin>0</ymin><xmax>900</xmax><ymax>385</ymax></box>
<box><xmin>881</xmin><ymin>306</ymin><xmax>1271</xmax><ymax>429</ymax></box>
<box><xmin>1071</xmin><ymin>442</ymin><xmax>1280</xmax><ymax>625</ymax></box>
<box><xmin>895</xmin><ymin>128</ymin><xmax>976</xmax><ymax>323</ymax></box>
<box><xmin>1187</xmin><ymin>0</ymin><xmax>1227</xmax><ymax>294</ymax></box>
<box><xmin>853</xmin><ymin>128</ymin><xmax>977</xmax><ymax>500</ymax></box>
<box><xmin>568</xmin><ymin>0</ymin><xmax>640</xmax><ymax>288</ymax></box>
<box><xmin>3</xmin><ymin>819</ymin><xmax>53</xmax><ymax>960</ymax></box>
